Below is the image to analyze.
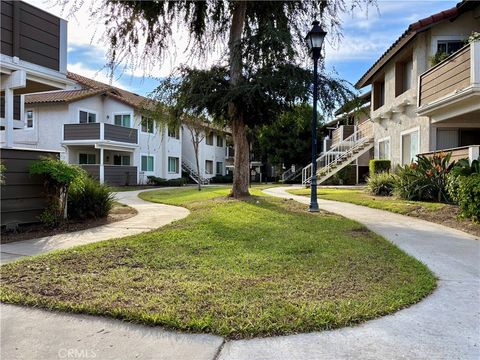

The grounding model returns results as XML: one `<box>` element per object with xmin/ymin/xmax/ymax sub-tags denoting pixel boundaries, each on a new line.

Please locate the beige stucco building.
<box><xmin>356</xmin><ymin>0</ymin><xmax>480</xmax><ymax>167</ymax></box>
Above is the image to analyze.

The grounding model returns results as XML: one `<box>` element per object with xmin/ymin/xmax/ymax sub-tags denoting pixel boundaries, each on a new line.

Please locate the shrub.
<box><xmin>369</xmin><ymin>159</ymin><xmax>391</xmax><ymax>177</ymax></box>
<box><xmin>68</xmin><ymin>176</ymin><xmax>114</xmax><ymax>220</ymax></box>
<box><xmin>456</xmin><ymin>174</ymin><xmax>480</xmax><ymax>222</ymax></box>
<box><xmin>446</xmin><ymin>158</ymin><xmax>479</xmax><ymax>204</ymax></box>
<box><xmin>366</xmin><ymin>172</ymin><xmax>396</xmax><ymax>196</ymax></box>
<box><xmin>29</xmin><ymin>157</ymin><xmax>85</xmax><ymax>227</ymax></box>
<box><xmin>394</xmin><ymin>152</ymin><xmax>454</xmax><ymax>203</ymax></box>
<box><xmin>323</xmin><ymin>165</ymin><xmax>356</xmax><ymax>185</ymax></box>
<box><xmin>210</xmin><ymin>174</ymin><xmax>233</xmax><ymax>183</ymax></box>
<box><xmin>147</xmin><ymin>176</ymin><xmax>187</xmax><ymax>186</ymax></box>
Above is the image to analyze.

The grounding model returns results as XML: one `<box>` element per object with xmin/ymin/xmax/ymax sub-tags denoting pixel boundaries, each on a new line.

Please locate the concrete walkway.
<box><xmin>1</xmin><ymin>187</ymin><xmax>479</xmax><ymax>359</ymax></box>
<box><xmin>0</xmin><ymin>189</ymin><xmax>190</xmax><ymax>264</ymax></box>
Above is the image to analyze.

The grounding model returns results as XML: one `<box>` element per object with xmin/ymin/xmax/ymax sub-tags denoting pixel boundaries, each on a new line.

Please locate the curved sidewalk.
<box><xmin>218</xmin><ymin>186</ymin><xmax>480</xmax><ymax>360</ymax></box>
<box><xmin>0</xmin><ymin>189</ymin><xmax>190</xmax><ymax>263</ymax></box>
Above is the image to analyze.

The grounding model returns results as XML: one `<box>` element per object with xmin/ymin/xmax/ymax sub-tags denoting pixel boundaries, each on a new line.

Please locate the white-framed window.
<box><xmin>25</xmin><ymin>109</ymin><xmax>34</xmax><ymax>129</ymax></box>
<box><xmin>216</xmin><ymin>161</ymin><xmax>223</xmax><ymax>175</ymax></box>
<box><xmin>114</xmin><ymin>113</ymin><xmax>131</xmax><ymax>128</ymax></box>
<box><xmin>437</xmin><ymin>40</ymin><xmax>464</xmax><ymax>55</ymax></box>
<box><xmin>401</xmin><ymin>128</ymin><xmax>420</xmax><ymax>165</ymax></box>
<box><xmin>79</xmin><ymin>110</ymin><xmax>97</xmax><ymax>123</ymax></box>
<box><xmin>141</xmin><ymin>155</ymin><xmax>154</xmax><ymax>172</ymax></box>
<box><xmin>216</xmin><ymin>135</ymin><xmax>223</xmax><ymax>147</ymax></box>
<box><xmin>378</xmin><ymin>137</ymin><xmax>390</xmax><ymax>160</ymax></box>
<box><xmin>205</xmin><ymin>160</ymin><xmax>213</xmax><ymax>174</ymax></box>
<box><xmin>113</xmin><ymin>155</ymin><xmax>130</xmax><ymax>166</ymax></box>
<box><xmin>206</xmin><ymin>132</ymin><xmax>214</xmax><ymax>146</ymax></box>
<box><xmin>141</xmin><ymin>117</ymin><xmax>154</xmax><ymax>134</ymax></box>
<box><xmin>168</xmin><ymin>157</ymin><xmax>179</xmax><ymax>173</ymax></box>
<box><xmin>168</xmin><ymin>126</ymin><xmax>180</xmax><ymax>139</ymax></box>
<box><xmin>79</xmin><ymin>153</ymin><xmax>96</xmax><ymax>164</ymax></box>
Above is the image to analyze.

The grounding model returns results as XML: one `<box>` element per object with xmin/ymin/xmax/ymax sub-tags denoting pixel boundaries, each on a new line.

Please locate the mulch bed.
<box><xmin>1</xmin><ymin>203</ymin><xmax>137</xmax><ymax>243</ymax></box>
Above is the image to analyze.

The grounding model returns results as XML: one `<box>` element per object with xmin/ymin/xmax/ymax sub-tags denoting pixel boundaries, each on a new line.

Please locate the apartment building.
<box><xmin>356</xmin><ymin>0</ymin><xmax>480</xmax><ymax>166</ymax></box>
<box><xmin>2</xmin><ymin>72</ymin><xmax>229</xmax><ymax>186</ymax></box>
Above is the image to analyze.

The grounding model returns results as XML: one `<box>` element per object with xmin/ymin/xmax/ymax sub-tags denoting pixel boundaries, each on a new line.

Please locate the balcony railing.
<box><xmin>64</xmin><ymin>123</ymin><xmax>138</xmax><ymax>144</ymax></box>
<box><xmin>332</xmin><ymin>125</ymin><xmax>355</xmax><ymax>145</ymax></box>
<box><xmin>419</xmin><ymin>41</ymin><xmax>478</xmax><ymax>108</ymax></box>
<box><xmin>80</xmin><ymin>165</ymin><xmax>137</xmax><ymax>186</ymax></box>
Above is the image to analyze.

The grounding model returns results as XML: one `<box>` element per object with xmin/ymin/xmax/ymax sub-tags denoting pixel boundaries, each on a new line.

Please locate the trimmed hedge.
<box><xmin>210</xmin><ymin>174</ymin><xmax>233</xmax><ymax>183</ymax></box>
<box><xmin>147</xmin><ymin>176</ymin><xmax>188</xmax><ymax>187</ymax></box>
<box><xmin>455</xmin><ymin>174</ymin><xmax>480</xmax><ymax>222</ymax></box>
<box><xmin>369</xmin><ymin>160</ymin><xmax>391</xmax><ymax>177</ymax></box>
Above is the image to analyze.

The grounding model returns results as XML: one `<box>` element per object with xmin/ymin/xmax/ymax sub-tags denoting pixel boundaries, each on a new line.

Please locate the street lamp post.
<box><xmin>305</xmin><ymin>20</ymin><xmax>326</xmax><ymax>212</ymax></box>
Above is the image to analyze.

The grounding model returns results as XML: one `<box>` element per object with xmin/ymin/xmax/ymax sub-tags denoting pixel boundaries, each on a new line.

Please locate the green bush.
<box><xmin>210</xmin><ymin>174</ymin><xmax>233</xmax><ymax>183</ymax></box>
<box><xmin>394</xmin><ymin>153</ymin><xmax>454</xmax><ymax>202</ymax></box>
<box><xmin>456</xmin><ymin>174</ymin><xmax>480</xmax><ymax>222</ymax></box>
<box><xmin>446</xmin><ymin>158</ymin><xmax>479</xmax><ymax>203</ymax></box>
<box><xmin>29</xmin><ymin>157</ymin><xmax>85</xmax><ymax>227</ymax></box>
<box><xmin>366</xmin><ymin>172</ymin><xmax>396</xmax><ymax>196</ymax></box>
<box><xmin>68</xmin><ymin>176</ymin><xmax>114</xmax><ymax>220</ymax></box>
<box><xmin>147</xmin><ymin>176</ymin><xmax>187</xmax><ymax>186</ymax></box>
<box><xmin>369</xmin><ymin>159</ymin><xmax>391</xmax><ymax>177</ymax></box>
<box><xmin>323</xmin><ymin>165</ymin><xmax>356</xmax><ymax>185</ymax></box>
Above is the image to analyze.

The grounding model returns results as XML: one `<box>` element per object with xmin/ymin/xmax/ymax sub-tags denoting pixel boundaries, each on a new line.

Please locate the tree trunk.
<box><xmin>190</xmin><ymin>129</ymin><xmax>202</xmax><ymax>191</ymax></box>
<box><xmin>228</xmin><ymin>1</ymin><xmax>250</xmax><ymax>198</ymax></box>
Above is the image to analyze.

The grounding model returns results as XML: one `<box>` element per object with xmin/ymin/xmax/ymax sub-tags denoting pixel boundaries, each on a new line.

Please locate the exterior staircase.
<box><xmin>302</xmin><ymin>121</ymin><xmax>374</xmax><ymax>185</ymax></box>
<box><xmin>281</xmin><ymin>166</ymin><xmax>303</xmax><ymax>182</ymax></box>
<box><xmin>181</xmin><ymin>158</ymin><xmax>210</xmax><ymax>185</ymax></box>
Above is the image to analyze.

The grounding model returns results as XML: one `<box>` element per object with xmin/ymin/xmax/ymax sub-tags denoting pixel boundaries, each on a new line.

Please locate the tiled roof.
<box><xmin>355</xmin><ymin>1</ymin><xmax>468</xmax><ymax>88</ymax></box>
<box><xmin>25</xmin><ymin>72</ymin><xmax>154</xmax><ymax>110</ymax></box>
<box><xmin>25</xmin><ymin>88</ymin><xmax>107</xmax><ymax>104</ymax></box>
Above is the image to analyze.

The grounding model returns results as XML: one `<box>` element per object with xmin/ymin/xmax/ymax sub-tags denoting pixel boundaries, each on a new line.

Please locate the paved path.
<box><xmin>0</xmin><ymin>189</ymin><xmax>190</xmax><ymax>264</ymax></box>
<box><xmin>2</xmin><ymin>187</ymin><xmax>479</xmax><ymax>359</ymax></box>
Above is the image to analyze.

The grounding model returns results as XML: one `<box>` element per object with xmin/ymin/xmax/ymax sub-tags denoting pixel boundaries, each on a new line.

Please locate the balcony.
<box><xmin>64</xmin><ymin>123</ymin><xmax>138</xmax><ymax>145</ymax></box>
<box><xmin>418</xmin><ymin>41</ymin><xmax>480</xmax><ymax>122</ymax></box>
<box><xmin>331</xmin><ymin>125</ymin><xmax>355</xmax><ymax>145</ymax></box>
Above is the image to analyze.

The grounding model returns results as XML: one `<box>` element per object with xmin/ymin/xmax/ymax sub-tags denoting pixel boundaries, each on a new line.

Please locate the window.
<box><xmin>401</xmin><ymin>130</ymin><xmax>419</xmax><ymax>165</ymax></box>
<box><xmin>113</xmin><ymin>155</ymin><xmax>130</xmax><ymax>166</ymax></box>
<box><xmin>216</xmin><ymin>161</ymin><xmax>223</xmax><ymax>175</ymax></box>
<box><xmin>114</xmin><ymin>114</ymin><xmax>131</xmax><ymax>128</ymax></box>
<box><xmin>25</xmin><ymin>110</ymin><xmax>34</xmax><ymax>129</ymax></box>
<box><xmin>373</xmin><ymin>79</ymin><xmax>385</xmax><ymax>110</ymax></box>
<box><xmin>141</xmin><ymin>117</ymin><xmax>154</xmax><ymax>133</ymax></box>
<box><xmin>205</xmin><ymin>160</ymin><xmax>213</xmax><ymax>174</ymax></box>
<box><xmin>168</xmin><ymin>157</ymin><xmax>179</xmax><ymax>173</ymax></box>
<box><xmin>168</xmin><ymin>127</ymin><xmax>180</xmax><ymax>139</ymax></box>
<box><xmin>216</xmin><ymin>135</ymin><xmax>223</xmax><ymax>147</ymax></box>
<box><xmin>437</xmin><ymin>40</ymin><xmax>464</xmax><ymax>55</ymax></box>
<box><xmin>79</xmin><ymin>110</ymin><xmax>96</xmax><ymax>123</ymax></box>
<box><xmin>206</xmin><ymin>132</ymin><xmax>214</xmax><ymax>145</ymax></box>
<box><xmin>395</xmin><ymin>57</ymin><xmax>413</xmax><ymax>96</ymax></box>
<box><xmin>141</xmin><ymin>155</ymin><xmax>154</xmax><ymax>172</ymax></box>
<box><xmin>79</xmin><ymin>153</ymin><xmax>96</xmax><ymax>164</ymax></box>
<box><xmin>378</xmin><ymin>139</ymin><xmax>390</xmax><ymax>160</ymax></box>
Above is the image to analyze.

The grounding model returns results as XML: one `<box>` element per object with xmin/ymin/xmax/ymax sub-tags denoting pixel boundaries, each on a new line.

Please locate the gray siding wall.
<box><xmin>64</xmin><ymin>123</ymin><xmax>100</xmax><ymax>140</ymax></box>
<box><xmin>0</xmin><ymin>1</ymin><xmax>61</xmax><ymax>71</ymax></box>
<box><xmin>104</xmin><ymin>124</ymin><xmax>138</xmax><ymax>144</ymax></box>
<box><xmin>1</xmin><ymin>148</ymin><xmax>59</xmax><ymax>226</ymax></box>
<box><xmin>80</xmin><ymin>165</ymin><xmax>100</xmax><ymax>180</ymax></box>
<box><xmin>105</xmin><ymin>166</ymin><xmax>137</xmax><ymax>186</ymax></box>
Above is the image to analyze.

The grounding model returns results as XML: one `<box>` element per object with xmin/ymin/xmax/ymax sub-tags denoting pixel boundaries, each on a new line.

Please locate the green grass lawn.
<box><xmin>287</xmin><ymin>187</ymin><xmax>445</xmax><ymax>215</ymax></box>
<box><xmin>0</xmin><ymin>186</ymin><xmax>436</xmax><ymax>338</ymax></box>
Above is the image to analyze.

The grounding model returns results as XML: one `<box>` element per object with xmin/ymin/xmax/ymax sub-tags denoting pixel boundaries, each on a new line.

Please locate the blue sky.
<box><xmin>28</xmin><ymin>0</ymin><xmax>458</xmax><ymax>96</ymax></box>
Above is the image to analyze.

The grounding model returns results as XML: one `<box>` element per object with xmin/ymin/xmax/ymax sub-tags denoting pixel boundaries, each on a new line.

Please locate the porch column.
<box><xmin>99</xmin><ymin>147</ymin><xmax>105</xmax><ymax>184</ymax></box>
<box><xmin>469</xmin><ymin>146</ymin><xmax>479</xmax><ymax>164</ymax></box>
<box><xmin>4</xmin><ymin>88</ymin><xmax>14</xmax><ymax>148</ymax></box>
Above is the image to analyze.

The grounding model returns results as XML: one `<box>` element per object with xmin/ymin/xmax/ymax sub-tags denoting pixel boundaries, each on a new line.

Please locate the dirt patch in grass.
<box><xmin>1</xmin><ymin>187</ymin><xmax>436</xmax><ymax>339</ymax></box>
<box><xmin>1</xmin><ymin>202</ymin><xmax>137</xmax><ymax>243</ymax></box>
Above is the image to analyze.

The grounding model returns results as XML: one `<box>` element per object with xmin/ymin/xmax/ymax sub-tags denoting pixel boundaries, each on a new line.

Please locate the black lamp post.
<box><xmin>305</xmin><ymin>20</ymin><xmax>326</xmax><ymax>212</ymax></box>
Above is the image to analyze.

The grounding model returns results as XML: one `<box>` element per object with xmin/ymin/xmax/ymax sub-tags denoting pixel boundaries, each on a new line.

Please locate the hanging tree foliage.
<box><xmin>59</xmin><ymin>0</ymin><xmax>375</xmax><ymax>197</ymax></box>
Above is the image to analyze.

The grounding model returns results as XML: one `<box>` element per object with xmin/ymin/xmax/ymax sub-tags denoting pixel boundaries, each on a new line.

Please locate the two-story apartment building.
<box><xmin>2</xmin><ymin>71</ymin><xmax>229</xmax><ymax>186</ymax></box>
<box><xmin>356</xmin><ymin>0</ymin><xmax>479</xmax><ymax>166</ymax></box>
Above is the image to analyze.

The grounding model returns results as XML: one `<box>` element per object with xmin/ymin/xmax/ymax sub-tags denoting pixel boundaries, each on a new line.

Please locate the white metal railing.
<box><xmin>181</xmin><ymin>158</ymin><xmax>210</xmax><ymax>185</ymax></box>
<box><xmin>281</xmin><ymin>166</ymin><xmax>302</xmax><ymax>182</ymax></box>
<box><xmin>302</xmin><ymin>121</ymin><xmax>373</xmax><ymax>185</ymax></box>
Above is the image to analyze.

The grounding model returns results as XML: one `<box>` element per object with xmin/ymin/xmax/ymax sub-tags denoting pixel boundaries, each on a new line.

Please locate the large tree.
<box><xmin>62</xmin><ymin>0</ymin><xmax>373</xmax><ymax>197</ymax></box>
